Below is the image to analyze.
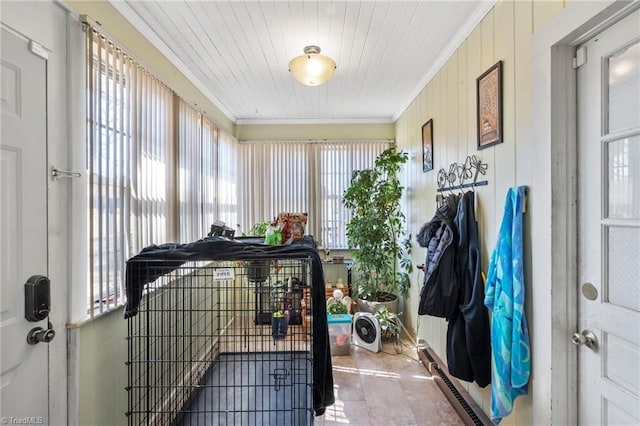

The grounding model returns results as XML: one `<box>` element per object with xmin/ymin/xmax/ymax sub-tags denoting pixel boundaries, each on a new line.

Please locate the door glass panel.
<box><xmin>607</xmin><ymin>41</ymin><xmax>640</xmax><ymax>133</ymax></box>
<box><xmin>606</xmin><ymin>226</ymin><xmax>640</xmax><ymax>312</ymax></box>
<box><xmin>607</xmin><ymin>135</ymin><xmax>640</xmax><ymax>219</ymax></box>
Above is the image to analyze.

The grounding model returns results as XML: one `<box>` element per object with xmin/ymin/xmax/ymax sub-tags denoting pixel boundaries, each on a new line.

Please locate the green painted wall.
<box><xmin>76</xmin><ymin>309</ymin><xmax>128</xmax><ymax>425</ymax></box>
<box><xmin>235</xmin><ymin>122</ymin><xmax>395</xmax><ymax>141</ymax></box>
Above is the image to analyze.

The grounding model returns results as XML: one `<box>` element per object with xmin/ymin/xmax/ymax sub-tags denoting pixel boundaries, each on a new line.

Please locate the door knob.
<box><xmin>571</xmin><ymin>329</ymin><xmax>598</xmax><ymax>350</ymax></box>
<box><xmin>26</xmin><ymin>322</ymin><xmax>56</xmax><ymax>345</ymax></box>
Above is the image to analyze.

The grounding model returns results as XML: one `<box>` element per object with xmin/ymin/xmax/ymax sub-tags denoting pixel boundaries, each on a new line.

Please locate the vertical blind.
<box><xmin>238</xmin><ymin>141</ymin><xmax>387</xmax><ymax>248</ymax></box>
<box><xmin>238</xmin><ymin>142</ymin><xmax>313</xmax><ymax>235</ymax></box>
<box><xmin>87</xmin><ymin>29</ymin><xmax>173</xmax><ymax>315</ymax></box>
<box><xmin>178</xmin><ymin>101</ymin><xmax>231</xmax><ymax>243</ymax></box>
<box><xmin>86</xmin><ymin>27</ymin><xmax>239</xmax><ymax>317</ymax></box>
<box><xmin>218</xmin><ymin>130</ymin><xmax>238</xmax><ymax>229</ymax></box>
<box><xmin>202</xmin><ymin>119</ymin><xmax>219</xmax><ymax>234</ymax></box>
<box><xmin>317</xmin><ymin>141</ymin><xmax>386</xmax><ymax>248</ymax></box>
<box><xmin>178</xmin><ymin>100</ymin><xmax>204</xmax><ymax>242</ymax></box>
<box><xmin>178</xmin><ymin>100</ymin><xmax>224</xmax><ymax>242</ymax></box>
<box><xmin>85</xmin><ymin>23</ymin><xmax>384</xmax><ymax>315</ymax></box>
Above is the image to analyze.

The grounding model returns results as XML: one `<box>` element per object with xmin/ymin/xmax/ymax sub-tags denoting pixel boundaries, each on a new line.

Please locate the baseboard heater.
<box><xmin>417</xmin><ymin>347</ymin><xmax>492</xmax><ymax>426</ymax></box>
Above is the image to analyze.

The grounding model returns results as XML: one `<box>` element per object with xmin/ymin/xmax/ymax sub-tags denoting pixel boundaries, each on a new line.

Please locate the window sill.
<box><xmin>66</xmin><ymin>304</ymin><xmax>125</xmax><ymax>329</ymax></box>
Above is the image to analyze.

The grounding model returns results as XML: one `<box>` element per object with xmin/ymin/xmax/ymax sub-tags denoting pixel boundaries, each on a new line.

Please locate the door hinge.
<box><xmin>573</xmin><ymin>46</ymin><xmax>587</xmax><ymax>69</ymax></box>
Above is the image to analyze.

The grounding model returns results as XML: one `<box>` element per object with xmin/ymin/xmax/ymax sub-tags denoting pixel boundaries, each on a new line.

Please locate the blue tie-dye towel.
<box><xmin>484</xmin><ymin>186</ymin><xmax>531</xmax><ymax>424</ymax></box>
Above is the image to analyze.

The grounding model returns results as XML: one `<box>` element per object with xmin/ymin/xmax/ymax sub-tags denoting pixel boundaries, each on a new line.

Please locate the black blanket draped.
<box><xmin>123</xmin><ymin>236</ymin><xmax>334</xmax><ymax>416</ymax></box>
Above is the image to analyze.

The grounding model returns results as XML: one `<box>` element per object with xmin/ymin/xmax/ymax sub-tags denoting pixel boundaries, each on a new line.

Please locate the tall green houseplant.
<box><xmin>343</xmin><ymin>148</ymin><xmax>412</xmax><ymax>305</ymax></box>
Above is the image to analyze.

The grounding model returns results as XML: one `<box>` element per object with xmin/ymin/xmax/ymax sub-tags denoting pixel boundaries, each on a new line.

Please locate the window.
<box><xmin>318</xmin><ymin>142</ymin><xmax>386</xmax><ymax>248</ymax></box>
<box><xmin>87</xmin><ymin>30</ymin><xmax>173</xmax><ymax>315</ymax></box>
<box><xmin>217</xmin><ymin>130</ymin><xmax>238</xmax><ymax>229</ymax></box>
<box><xmin>85</xmin><ymin>25</ymin><xmax>379</xmax><ymax>316</ymax></box>
<box><xmin>178</xmin><ymin>101</ymin><xmax>213</xmax><ymax>242</ymax></box>
<box><xmin>238</xmin><ymin>141</ymin><xmax>387</xmax><ymax>248</ymax></box>
<box><xmin>177</xmin><ymin>103</ymin><xmax>233</xmax><ymax>242</ymax></box>
<box><xmin>86</xmin><ymin>28</ymin><xmax>238</xmax><ymax>317</ymax></box>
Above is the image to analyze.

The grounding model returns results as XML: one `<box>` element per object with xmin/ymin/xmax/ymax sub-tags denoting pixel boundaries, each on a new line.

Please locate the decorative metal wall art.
<box><xmin>436</xmin><ymin>155</ymin><xmax>488</xmax><ymax>193</ymax></box>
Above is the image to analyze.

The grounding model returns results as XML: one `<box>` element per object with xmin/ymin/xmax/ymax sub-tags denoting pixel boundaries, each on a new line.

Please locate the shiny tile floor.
<box><xmin>316</xmin><ymin>341</ymin><xmax>464</xmax><ymax>426</ymax></box>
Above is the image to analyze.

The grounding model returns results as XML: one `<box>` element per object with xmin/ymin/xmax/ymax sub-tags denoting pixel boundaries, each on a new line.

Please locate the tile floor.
<box><xmin>316</xmin><ymin>341</ymin><xmax>464</xmax><ymax>425</ymax></box>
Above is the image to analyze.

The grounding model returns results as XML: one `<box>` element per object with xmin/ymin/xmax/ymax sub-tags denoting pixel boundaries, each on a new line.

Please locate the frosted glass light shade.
<box><xmin>288</xmin><ymin>45</ymin><xmax>336</xmax><ymax>86</ymax></box>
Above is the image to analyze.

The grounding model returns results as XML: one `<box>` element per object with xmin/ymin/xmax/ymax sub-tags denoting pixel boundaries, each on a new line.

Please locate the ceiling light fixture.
<box><xmin>288</xmin><ymin>45</ymin><xmax>336</xmax><ymax>86</ymax></box>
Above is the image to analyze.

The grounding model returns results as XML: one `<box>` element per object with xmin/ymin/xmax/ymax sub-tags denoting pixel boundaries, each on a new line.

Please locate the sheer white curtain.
<box><xmin>87</xmin><ymin>29</ymin><xmax>173</xmax><ymax>315</ymax></box>
<box><xmin>238</xmin><ymin>140</ymin><xmax>388</xmax><ymax>247</ymax></box>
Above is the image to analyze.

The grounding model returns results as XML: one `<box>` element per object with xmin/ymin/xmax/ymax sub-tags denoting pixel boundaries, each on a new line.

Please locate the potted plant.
<box><xmin>271</xmin><ymin>310</ymin><xmax>288</xmax><ymax>340</ymax></box>
<box><xmin>374</xmin><ymin>307</ymin><xmax>402</xmax><ymax>340</ymax></box>
<box><xmin>327</xmin><ymin>298</ymin><xmax>349</xmax><ymax>315</ymax></box>
<box><xmin>270</xmin><ymin>281</ymin><xmax>289</xmax><ymax>339</ymax></box>
<box><xmin>342</xmin><ymin>147</ymin><xmax>412</xmax><ymax>313</ymax></box>
<box><xmin>375</xmin><ymin>307</ymin><xmax>403</xmax><ymax>354</ymax></box>
<box><xmin>248</xmin><ymin>220</ymin><xmax>270</xmax><ymax>237</ymax></box>
<box><xmin>245</xmin><ymin>221</ymin><xmax>271</xmax><ymax>281</ymax></box>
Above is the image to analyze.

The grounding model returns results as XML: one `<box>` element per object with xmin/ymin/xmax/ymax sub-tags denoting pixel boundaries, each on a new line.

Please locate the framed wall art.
<box><xmin>422</xmin><ymin>119</ymin><xmax>433</xmax><ymax>172</ymax></box>
<box><xmin>476</xmin><ymin>60</ymin><xmax>503</xmax><ymax>149</ymax></box>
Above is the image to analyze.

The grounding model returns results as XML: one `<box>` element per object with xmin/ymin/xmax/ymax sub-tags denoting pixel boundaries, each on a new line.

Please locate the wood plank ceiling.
<box><xmin>113</xmin><ymin>1</ymin><xmax>494</xmax><ymax>124</ymax></box>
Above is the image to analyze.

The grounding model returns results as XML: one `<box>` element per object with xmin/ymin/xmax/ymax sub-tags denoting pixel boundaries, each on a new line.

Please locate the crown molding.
<box><xmin>235</xmin><ymin>117</ymin><xmax>395</xmax><ymax>125</ymax></box>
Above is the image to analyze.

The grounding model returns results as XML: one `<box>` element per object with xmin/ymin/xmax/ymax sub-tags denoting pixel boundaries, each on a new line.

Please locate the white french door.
<box><xmin>576</xmin><ymin>8</ymin><xmax>640</xmax><ymax>425</ymax></box>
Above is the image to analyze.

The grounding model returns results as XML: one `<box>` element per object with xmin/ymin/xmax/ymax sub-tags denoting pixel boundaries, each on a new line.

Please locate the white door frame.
<box><xmin>531</xmin><ymin>1</ymin><xmax>640</xmax><ymax>424</ymax></box>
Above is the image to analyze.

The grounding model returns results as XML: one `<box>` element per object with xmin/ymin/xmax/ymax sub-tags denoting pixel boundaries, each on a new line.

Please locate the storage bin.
<box><xmin>327</xmin><ymin>314</ymin><xmax>352</xmax><ymax>356</ymax></box>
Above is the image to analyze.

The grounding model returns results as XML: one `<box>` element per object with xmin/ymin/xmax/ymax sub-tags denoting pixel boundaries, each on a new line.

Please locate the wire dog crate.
<box><xmin>126</xmin><ymin>256</ymin><xmax>316</xmax><ymax>425</ymax></box>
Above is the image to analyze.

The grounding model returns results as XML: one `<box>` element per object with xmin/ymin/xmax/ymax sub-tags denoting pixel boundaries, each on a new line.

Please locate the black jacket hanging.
<box><xmin>446</xmin><ymin>191</ymin><xmax>492</xmax><ymax>387</ymax></box>
<box><xmin>416</xmin><ymin>194</ymin><xmax>460</xmax><ymax>320</ymax></box>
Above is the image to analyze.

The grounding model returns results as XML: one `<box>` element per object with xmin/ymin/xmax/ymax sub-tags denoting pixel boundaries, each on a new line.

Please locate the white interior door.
<box><xmin>0</xmin><ymin>28</ymin><xmax>49</xmax><ymax>421</ymax></box>
<box><xmin>577</xmin><ymin>9</ymin><xmax>640</xmax><ymax>425</ymax></box>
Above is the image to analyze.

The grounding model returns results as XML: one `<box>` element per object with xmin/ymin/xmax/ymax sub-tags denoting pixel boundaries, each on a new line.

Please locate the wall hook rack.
<box><xmin>436</xmin><ymin>155</ymin><xmax>488</xmax><ymax>193</ymax></box>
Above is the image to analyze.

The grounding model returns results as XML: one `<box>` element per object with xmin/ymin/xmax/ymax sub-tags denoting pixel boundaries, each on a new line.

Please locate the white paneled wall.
<box><xmin>395</xmin><ymin>0</ymin><xmax>568</xmax><ymax>424</ymax></box>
